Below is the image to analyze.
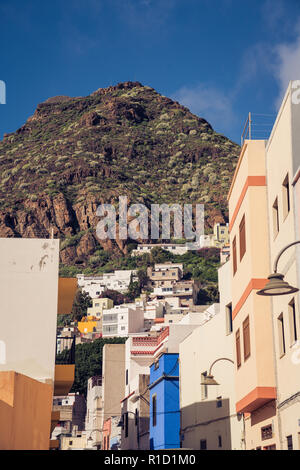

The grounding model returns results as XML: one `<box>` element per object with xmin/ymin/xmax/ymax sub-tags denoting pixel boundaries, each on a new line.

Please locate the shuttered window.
<box><xmin>282</xmin><ymin>174</ymin><xmax>290</xmax><ymax>220</ymax></box>
<box><xmin>152</xmin><ymin>395</ymin><xmax>157</xmax><ymax>427</ymax></box>
<box><xmin>243</xmin><ymin>316</ymin><xmax>251</xmax><ymax>360</ymax></box>
<box><xmin>239</xmin><ymin>215</ymin><xmax>246</xmax><ymax>261</ymax></box>
<box><xmin>273</xmin><ymin>198</ymin><xmax>279</xmax><ymax>238</ymax></box>
<box><xmin>236</xmin><ymin>329</ymin><xmax>241</xmax><ymax>368</ymax></box>
<box><xmin>232</xmin><ymin>236</ymin><xmax>237</xmax><ymax>275</ymax></box>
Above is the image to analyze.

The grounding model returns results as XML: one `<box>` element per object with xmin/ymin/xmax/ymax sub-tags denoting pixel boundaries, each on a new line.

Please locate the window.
<box><xmin>226</xmin><ymin>303</ymin><xmax>233</xmax><ymax>334</ymax></box>
<box><xmin>218</xmin><ymin>435</ymin><xmax>222</xmax><ymax>448</ymax></box>
<box><xmin>201</xmin><ymin>372</ymin><xmax>208</xmax><ymax>400</ymax></box>
<box><xmin>236</xmin><ymin>329</ymin><xmax>241</xmax><ymax>368</ymax></box>
<box><xmin>200</xmin><ymin>439</ymin><xmax>207</xmax><ymax>450</ymax></box>
<box><xmin>243</xmin><ymin>316</ymin><xmax>251</xmax><ymax>360</ymax></box>
<box><xmin>216</xmin><ymin>397</ymin><xmax>222</xmax><ymax>408</ymax></box>
<box><xmin>287</xmin><ymin>435</ymin><xmax>293</xmax><ymax>450</ymax></box>
<box><xmin>125</xmin><ymin>413</ymin><xmax>129</xmax><ymax>438</ymax></box>
<box><xmin>126</xmin><ymin>369</ymin><xmax>128</xmax><ymax>385</ymax></box>
<box><xmin>232</xmin><ymin>236</ymin><xmax>237</xmax><ymax>275</ymax></box>
<box><xmin>273</xmin><ymin>198</ymin><xmax>279</xmax><ymax>238</ymax></box>
<box><xmin>152</xmin><ymin>395</ymin><xmax>157</xmax><ymax>427</ymax></box>
<box><xmin>278</xmin><ymin>313</ymin><xmax>286</xmax><ymax>357</ymax></box>
<box><xmin>282</xmin><ymin>174</ymin><xmax>290</xmax><ymax>219</ymax></box>
<box><xmin>261</xmin><ymin>425</ymin><xmax>273</xmax><ymax>441</ymax></box>
<box><xmin>239</xmin><ymin>215</ymin><xmax>246</xmax><ymax>261</ymax></box>
<box><xmin>289</xmin><ymin>298</ymin><xmax>298</xmax><ymax>345</ymax></box>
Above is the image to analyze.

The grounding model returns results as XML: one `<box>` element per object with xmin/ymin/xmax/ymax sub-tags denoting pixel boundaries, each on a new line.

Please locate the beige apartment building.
<box><xmin>264</xmin><ymin>82</ymin><xmax>300</xmax><ymax>450</ymax></box>
<box><xmin>227</xmin><ymin>81</ymin><xmax>300</xmax><ymax>450</ymax></box>
<box><xmin>228</xmin><ymin>140</ymin><xmax>279</xmax><ymax>450</ymax></box>
<box><xmin>147</xmin><ymin>263</ymin><xmax>183</xmax><ymax>288</ymax></box>
<box><xmin>87</xmin><ymin>297</ymin><xmax>114</xmax><ymax>319</ymax></box>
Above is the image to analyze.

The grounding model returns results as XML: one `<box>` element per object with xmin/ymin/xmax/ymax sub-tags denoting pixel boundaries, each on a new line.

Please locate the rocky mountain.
<box><xmin>0</xmin><ymin>81</ymin><xmax>239</xmax><ymax>268</ymax></box>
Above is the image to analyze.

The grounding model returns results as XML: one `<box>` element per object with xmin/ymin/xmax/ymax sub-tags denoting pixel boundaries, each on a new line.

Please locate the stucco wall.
<box><xmin>0</xmin><ymin>238</ymin><xmax>59</xmax><ymax>384</ymax></box>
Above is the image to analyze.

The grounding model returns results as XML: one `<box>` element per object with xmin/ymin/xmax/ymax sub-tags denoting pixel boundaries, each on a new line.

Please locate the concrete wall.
<box><xmin>265</xmin><ymin>82</ymin><xmax>300</xmax><ymax>449</ymax></box>
<box><xmin>101</xmin><ymin>344</ymin><xmax>125</xmax><ymax>430</ymax></box>
<box><xmin>0</xmin><ymin>238</ymin><xmax>59</xmax><ymax>384</ymax></box>
<box><xmin>179</xmin><ymin>265</ymin><xmax>244</xmax><ymax>450</ymax></box>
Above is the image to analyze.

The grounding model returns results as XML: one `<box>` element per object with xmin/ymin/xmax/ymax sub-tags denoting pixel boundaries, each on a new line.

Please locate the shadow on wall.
<box><xmin>181</xmin><ymin>398</ymin><xmax>238</xmax><ymax>450</ymax></box>
<box><xmin>250</xmin><ymin>400</ymin><xmax>276</xmax><ymax>427</ymax></box>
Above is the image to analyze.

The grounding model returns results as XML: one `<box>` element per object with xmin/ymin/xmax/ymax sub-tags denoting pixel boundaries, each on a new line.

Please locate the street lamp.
<box><xmin>117</xmin><ymin>410</ymin><xmax>138</xmax><ymax>428</ymax></box>
<box><xmin>87</xmin><ymin>429</ymin><xmax>103</xmax><ymax>447</ymax></box>
<box><xmin>200</xmin><ymin>357</ymin><xmax>234</xmax><ymax>386</ymax></box>
<box><xmin>257</xmin><ymin>240</ymin><xmax>300</xmax><ymax>296</ymax></box>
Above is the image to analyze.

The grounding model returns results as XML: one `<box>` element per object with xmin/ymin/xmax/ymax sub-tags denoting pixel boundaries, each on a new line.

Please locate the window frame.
<box><xmin>243</xmin><ymin>316</ymin><xmax>251</xmax><ymax>361</ymax></box>
<box><xmin>278</xmin><ymin>313</ymin><xmax>286</xmax><ymax>357</ymax></box>
<box><xmin>289</xmin><ymin>298</ymin><xmax>297</xmax><ymax>345</ymax></box>
<box><xmin>282</xmin><ymin>173</ymin><xmax>290</xmax><ymax>220</ymax></box>
<box><xmin>232</xmin><ymin>236</ymin><xmax>237</xmax><ymax>275</ymax></box>
<box><xmin>272</xmin><ymin>197</ymin><xmax>279</xmax><ymax>239</ymax></box>
<box><xmin>152</xmin><ymin>394</ymin><xmax>157</xmax><ymax>427</ymax></box>
<box><xmin>239</xmin><ymin>215</ymin><xmax>246</xmax><ymax>261</ymax></box>
<box><xmin>236</xmin><ymin>329</ymin><xmax>241</xmax><ymax>368</ymax></box>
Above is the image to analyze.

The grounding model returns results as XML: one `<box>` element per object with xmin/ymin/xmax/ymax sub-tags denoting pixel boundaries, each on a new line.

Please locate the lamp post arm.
<box><xmin>88</xmin><ymin>428</ymin><xmax>102</xmax><ymax>438</ymax></box>
<box><xmin>273</xmin><ymin>240</ymin><xmax>300</xmax><ymax>273</ymax></box>
<box><xmin>208</xmin><ymin>357</ymin><xmax>234</xmax><ymax>376</ymax></box>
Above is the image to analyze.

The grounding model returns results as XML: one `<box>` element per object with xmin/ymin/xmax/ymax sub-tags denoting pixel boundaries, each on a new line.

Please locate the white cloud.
<box><xmin>171</xmin><ymin>83</ymin><xmax>237</xmax><ymax>135</ymax></box>
<box><xmin>273</xmin><ymin>31</ymin><xmax>300</xmax><ymax>107</ymax></box>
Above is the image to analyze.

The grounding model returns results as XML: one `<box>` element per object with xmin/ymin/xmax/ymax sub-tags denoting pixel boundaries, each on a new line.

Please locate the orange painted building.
<box><xmin>102</xmin><ymin>417</ymin><xmax>111</xmax><ymax>450</ymax></box>
<box><xmin>228</xmin><ymin>140</ymin><xmax>279</xmax><ymax>449</ymax></box>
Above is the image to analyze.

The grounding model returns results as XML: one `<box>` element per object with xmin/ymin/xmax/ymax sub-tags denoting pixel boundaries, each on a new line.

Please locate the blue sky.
<box><xmin>1</xmin><ymin>0</ymin><xmax>300</xmax><ymax>144</ymax></box>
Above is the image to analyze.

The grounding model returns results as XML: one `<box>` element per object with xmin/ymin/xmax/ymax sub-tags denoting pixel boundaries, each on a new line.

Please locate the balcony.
<box><xmin>54</xmin><ymin>336</ymin><xmax>75</xmax><ymax>396</ymax></box>
<box><xmin>131</xmin><ymin>327</ymin><xmax>169</xmax><ymax>356</ymax></box>
<box><xmin>57</xmin><ymin>278</ymin><xmax>78</xmax><ymax>315</ymax></box>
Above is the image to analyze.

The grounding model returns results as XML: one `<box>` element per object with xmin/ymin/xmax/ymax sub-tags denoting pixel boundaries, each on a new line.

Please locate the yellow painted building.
<box><xmin>77</xmin><ymin>317</ymin><xmax>99</xmax><ymax>334</ymax></box>
<box><xmin>78</xmin><ymin>298</ymin><xmax>114</xmax><ymax>334</ymax></box>
<box><xmin>213</xmin><ymin>223</ymin><xmax>230</xmax><ymax>248</ymax></box>
<box><xmin>87</xmin><ymin>297</ymin><xmax>114</xmax><ymax>317</ymax></box>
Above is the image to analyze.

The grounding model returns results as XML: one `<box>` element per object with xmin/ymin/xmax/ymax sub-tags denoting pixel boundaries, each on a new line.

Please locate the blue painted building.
<box><xmin>149</xmin><ymin>353</ymin><xmax>180</xmax><ymax>450</ymax></box>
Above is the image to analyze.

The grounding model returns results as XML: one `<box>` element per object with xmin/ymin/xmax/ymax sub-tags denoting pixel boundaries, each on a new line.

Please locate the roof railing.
<box><xmin>241</xmin><ymin>112</ymin><xmax>276</xmax><ymax>146</ymax></box>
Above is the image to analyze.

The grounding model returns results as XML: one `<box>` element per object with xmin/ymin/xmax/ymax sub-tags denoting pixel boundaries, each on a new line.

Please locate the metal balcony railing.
<box><xmin>56</xmin><ymin>336</ymin><xmax>76</xmax><ymax>365</ymax></box>
<box><xmin>241</xmin><ymin>112</ymin><xmax>276</xmax><ymax>146</ymax></box>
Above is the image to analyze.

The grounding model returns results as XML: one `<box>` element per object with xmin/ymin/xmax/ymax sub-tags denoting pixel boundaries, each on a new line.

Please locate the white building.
<box><xmin>85</xmin><ymin>376</ymin><xmax>103</xmax><ymax>449</ymax></box>
<box><xmin>102</xmin><ymin>304</ymin><xmax>145</xmax><ymax>337</ymax></box>
<box><xmin>131</xmin><ymin>243</ymin><xmax>189</xmax><ymax>257</ymax></box>
<box><xmin>199</xmin><ymin>234</ymin><xmax>214</xmax><ymax>248</ymax></box>
<box><xmin>179</xmin><ymin>261</ymin><xmax>244</xmax><ymax>450</ymax></box>
<box><xmin>77</xmin><ymin>270</ymin><xmax>136</xmax><ymax>298</ymax></box>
